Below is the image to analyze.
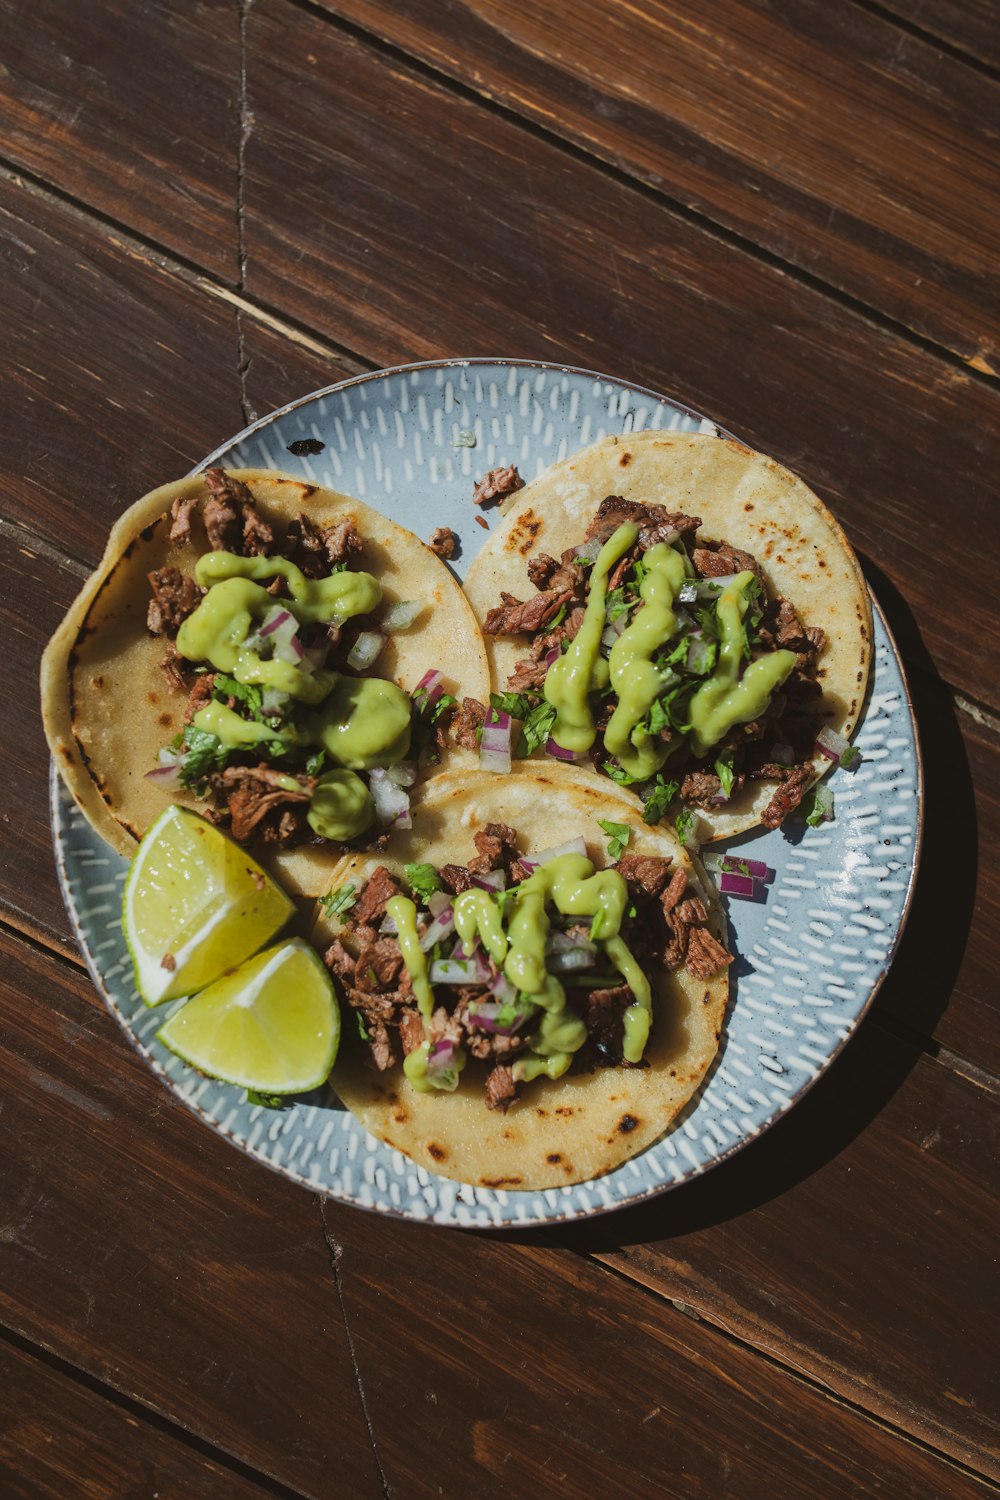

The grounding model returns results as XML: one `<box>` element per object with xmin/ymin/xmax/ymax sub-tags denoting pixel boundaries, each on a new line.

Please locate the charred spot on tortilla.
<box><xmin>619</xmin><ymin>451</ymin><xmax>632</xmax><ymax>466</ymax></box>
<box><xmin>482</xmin><ymin>1176</ymin><xmax>523</xmax><ymax>1189</ymax></box>
<box><xmin>427</xmin><ymin>1142</ymin><xmax>448</xmax><ymax>1162</ymax></box>
<box><xmin>546</xmin><ymin>1153</ymin><xmax>562</xmax><ymax>1163</ymax></box>
<box><xmin>618</xmin><ymin>1115</ymin><xmax>639</xmax><ymax>1134</ymax></box>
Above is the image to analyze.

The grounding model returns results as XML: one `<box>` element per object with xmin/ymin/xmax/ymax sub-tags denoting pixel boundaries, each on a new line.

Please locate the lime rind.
<box><xmin>156</xmin><ymin>939</ymin><xmax>340</xmax><ymax>1094</ymax></box>
<box><xmin>123</xmin><ymin>805</ymin><xmax>295</xmax><ymax>1005</ymax></box>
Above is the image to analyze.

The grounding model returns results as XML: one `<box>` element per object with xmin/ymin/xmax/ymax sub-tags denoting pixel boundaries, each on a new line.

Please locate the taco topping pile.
<box><xmin>144</xmin><ymin>469</ymin><xmax>453</xmax><ymax>851</ymax></box>
<box><xmin>321</xmin><ymin>821</ymin><xmax>731</xmax><ymax>1112</ymax></box>
<box><xmin>470</xmin><ymin>495</ymin><xmax>829</xmax><ymax>830</ymax></box>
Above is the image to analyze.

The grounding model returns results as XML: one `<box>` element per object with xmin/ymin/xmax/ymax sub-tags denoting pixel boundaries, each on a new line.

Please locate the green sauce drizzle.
<box><xmin>543</xmin><ymin>522</ymin><xmax>638</xmax><ymax>751</ymax></box>
<box><xmin>687</xmin><ymin>573</ymin><xmax>797</xmax><ymax>757</ymax></box>
<box><xmin>605</xmin><ymin>540</ymin><xmax>688</xmax><ymax>780</ymax></box>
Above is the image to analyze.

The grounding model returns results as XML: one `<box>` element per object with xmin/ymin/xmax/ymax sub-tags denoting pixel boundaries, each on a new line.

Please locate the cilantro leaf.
<box><xmin>839</xmin><ymin>745</ymin><xmax>861</xmax><ymax>770</ymax></box>
<box><xmin>802</xmin><ymin>787</ymin><xmax>834</xmax><ymax>827</ymax></box>
<box><xmin>605</xmin><ymin>587</ymin><xmax>634</xmax><ymax>623</ymax></box>
<box><xmin>646</xmin><ymin>698</ymin><xmax>671</xmax><ymax>736</ymax></box>
<box><xmin>356</xmin><ymin>1013</ymin><xmax>370</xmax><ymax>1042</ymax></box>
<box><xmin>641</xmin><ymin>774</ymin><xmax>679</xmax><ymax>825</ymax></box>
<box><xmin>305</xmin><ymin>749</ymin><xmax>328</xmax><ymax>777</ymax></box>
<box><xmin>213</xmin><ymin>674</ymin><xmax>263</xmax><ymax>719</ymax></box>
<box><xmin>246</xmin><ymin>1089</ymin><xmax>285</xmax><ymax>1109</ymax></box>
<box><xmin>603</xmin><ymin>760</ymin><xmax>641</xmax><ymax>786</ymax></box>
<box><xmin>404</xmin><ymin>863</ymin><xmax>442</xmax><ymax>902</ymax></box>
<box><xmin>490</xmin><ymin>689</ymin><xmax>538</xmax><ymax>720</ymax></box>
<box><xmin>178</xmin><ymin>725</ymin><xmax>232</xmax><ymax>790</ymax></box>
<box><xmin>493</xmin><ymin>886</ymin><xmax>521</xmax><ymax>919</ymax></box>
<box><xmin>597</xmin><ymin>819</ymin><xmax>631</xmax><ymax>861</ymax></box>
<box><xmin>632</xmin><ymin>558</ymin><xmax>646</xmax><ymax>586</ymax></box>
<box><xmin>320</xmin><ymin>884</ymin><xmax>357</xmax><ymax>918</ymax></box>
<box><xmin>675</xmin><ymin>808</ymin><xmax>695</xmax><ymax>846</ymax></box>
<box><xmin>518</xmin><ymin>700</ymin><xmax>557</xmax><ymax>757</ymax></box>
<box><xmin>714</xmin><ymin>750</ymin><xmax>735</xmax><ymax>799</ymax></box>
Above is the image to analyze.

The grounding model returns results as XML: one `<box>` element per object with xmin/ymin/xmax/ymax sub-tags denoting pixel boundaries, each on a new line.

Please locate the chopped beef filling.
<box><xmin>483</xmin><ymin>588</ymin><xmax>573</xmax><ymax>636</ymax></box>
<box><xmin>428</xmin><ymin>527</ymin><xmax>459</xmax><ymax>560</ymax></box>
<box><xmin>147</xmin><ymin>567</ymin><xmax>204</xmax><ymax>637</ymax></box>
<box><xmin>211</xmin><ymin>765</ymin><xmax>314</xmax><ymax>845</ymax></box>
<box><xmin>283</xmin><ymin>512</ymin><xmax>363</xmax><ymax>577</ymax></box>
<box><xmin>482</xmin><ymin>494</ymin><xmax>829</xmax><ymax>828</ymax></box>
<box><xmin>202</xmin><ymin>467</ymin><xmax>275</xmax><ymax>555</ymax></box>
<box><xmin>451</xmin><ymin>696</ymin><xmax>487</xmax><ymax>751</ymax></box>
<box><xmin>472</xmin><ymin>465</ymin><xmax>523</xmax><ymax>508</ymax></box>
<box><xmin>158</xmin><ymin>643</ymin><xmax>195</xmax><ymax>693</ymax></box>
<box><xmin>168</xmin><ymin>494</ymin><xmax>200</xmax><ymax>547</ymax></box>
<box><xmin>322</xmin><ymin>847</ymin><xmax>731</xmax><ymax>1107</ymax></box>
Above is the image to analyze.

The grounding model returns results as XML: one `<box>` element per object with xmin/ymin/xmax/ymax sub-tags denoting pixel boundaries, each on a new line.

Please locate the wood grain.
<box><xmin>0</xmin><ymin>175</ymin><xmax>243</xmax><ymax>565</ymax></box>
<box><xmin>0</xmin><ymin>931</ymin><xmax>383</xmax><ymax>1500</ymax></box>
<box><xmin>873</xmin><ymin>0</ymin><xmax>1000</xmax><ymax>72</ymax></box>
<box><xmin>556</xmin><ymin>1021</ymin><xmax>1000</xmax><ymax>1475</ymax></box>
<box><xmin>327</xmin><ymin>1059</ymin><xmax>998</xmax><ymax>1495</ymax></box>
<box><xmin>0</xmin><ymin>1338</ymin><xmax>282</xmax><ymax>1500</ymax></box>
<box><xmin>0</xmin><ymin>0</ymin><xmax>239</xmax><ymax>279</ymax></box>
<box><xmin>243</xmin><ymin>1</ymin><xmax>1000</xmax><ymax>706</ymax></box>
<box><xmin>319</xmin><ymin>0</ymin><xmax>1000</xmax><ymax>369</ymax></box>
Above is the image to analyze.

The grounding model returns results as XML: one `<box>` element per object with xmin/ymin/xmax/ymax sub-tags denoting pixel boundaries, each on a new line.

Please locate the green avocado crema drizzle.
<box><xmin>392</xmin><ymin>853</ymin><xmax>652</xmax><ymax>1095</ymax></box>
<box><xmin>542</xmin><ymin>526</ymin><xmax>799</xmax><ymax>773</ymax></box>
<box><xmin>173</xmin><ymin>551</ymin><xmax>413</xmax><ymax>841</ymax></box>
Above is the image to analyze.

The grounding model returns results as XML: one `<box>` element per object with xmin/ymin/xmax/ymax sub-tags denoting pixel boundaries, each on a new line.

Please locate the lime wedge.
<box><xmin>156</xmin><ymin>939</ymin><xmax>339</xmax><ymax>1093</ymax></box>
<box><xmin>123</xmin><ymin>805</ymin><xmax>295</xmax><ymax>1005</ymax></box>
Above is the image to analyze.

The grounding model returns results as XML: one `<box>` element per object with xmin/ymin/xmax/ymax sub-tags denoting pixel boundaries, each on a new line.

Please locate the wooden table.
<box><xmin>2</xmin><ymin>3</ymin><xmax>997</xmax><ymax>1495</ymax></box>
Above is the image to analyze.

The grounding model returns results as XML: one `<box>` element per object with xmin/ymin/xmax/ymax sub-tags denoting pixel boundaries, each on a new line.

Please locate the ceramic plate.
<box><xmin>52</xmin><ymin>359</ymin><xmax>922</xmax><ymax>1228</ymax></box>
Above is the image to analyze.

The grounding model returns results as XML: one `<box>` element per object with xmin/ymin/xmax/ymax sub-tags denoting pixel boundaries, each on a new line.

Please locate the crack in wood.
<box><xmin>317</xmin><ymin>1199</ymin><xmax>391</xmax><ymax>1499</ymax></box>
<box><xmin>236</xmin><ymin>0</ymin><xmax>255</xmax><ymax>427</ymax></box>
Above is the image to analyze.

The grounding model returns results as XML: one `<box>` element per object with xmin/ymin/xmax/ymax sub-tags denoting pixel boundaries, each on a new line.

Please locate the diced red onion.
<box><xmin>487</xmin><ymin>969</ymin><xmax>517</xmax><ymax>1004</ymax></box>
<box><xmin>347</xmin><ymin>630</ymin><xmax>386</xmax><ymax>672</ymax></box>
<box><xmin>521</xmin><ymin>837</ymin><xmax>588</xmax><ymax>869</ymax></box>
<box><xmin>570</xmin><ymin>539</ymin><xmax>602</xmax><ymax>565</ymax></box>
<box><xmin>386</xmin><ymin>761</ymin><xmax>418</xmax><ymax>788</ymax></box>
<box><xmin>694</xmin><ymin>573</ymin><xmax>742</xmax><ymax>595</ymax></box>
<box><xmin>448</xmin><ymin>944</ymin><xmax>491</xmax><ymax>982</ymax></box>
<box><xmin>547</xmin><ymin>929</ymin><xmax>597</xmax><ymax>961</ymax></box>
<box><xmin>480</xmin><ymin>711</ymin><xmax>512</xmax><ymax>775</ymax></box>
<box><xmin>426</xmin><ymin>1039</ymin><xmax>459</xmax><ymax>1088</ymax></box>
<box><xmin>705</xmin><ymin>852</ymin><xmax>773</xmax><ymax>882</ymax></box>
<box><xmin>419</xmin><ymin>908</ymin><xmax>456</xmax><ymax>951</ymax></box>
<box><xmin>468</xmin><ymin>1001</ymin><xmax>522</xmax><ymax>1036</ymax></box>
<box><xmin>544</xmin><ymin>736</ymin><xmax>580</xmax><ymax>763</ymax></box>
<box><xmin>368</xmin><ymin>767</ymin><xmax>412</xmax><ymax>829</ymax></box>
<box><xmin>259</xmin><ymin>607</ymin><xmax>306</xmax><ymax>667</ymax></box>
<box><xmin>544</xmin><ymin>646</ymin><xmax>561</xmax><ymax>666</ymax></box>
<box><xmin>427</xmin><ymin>891</ymin><xmax>453</xmax><ymax>918</ymax></box>
<box><xmin>260</xmin><ymin>687</ymin><xmax>290</xmax><ymax>716</ymax></box>
<box><xmin>414</xmin><ymin>669</ymin><xmax>445</xmax><ymax>705</ymax></box>
<box><xmin>719</xmin><ymin>871</ymin><xmax>756</xmax><ymax>898</ymax></box>
<box><xmin>678</xmin><ymin>581</ymin><xmax>699</xmax><ymax>604</ymax></box>
<box><xmin>382</xmin><ymin>600</ymin><xmax>424</xmax><ymax>633</ymax></box>
<box><xmin>601</xmin><ymin>617</ymin><xmax>627</xmax><ymax>648</ymax></box>
<box><xmin>157</xmin><ymin>746</ymin><xmax>181</xmax><ymax>767</ymax></box>
<box><xmin>379</xmin><ymin>912</ymin><xmax>399</xmax><ymax>936</ymax></box>
<box><xmin>145</xmin><ymin>764</ymin><xmax>181</xmax><ymax>791</ymax></box>
<box><xmin>815</xmin><ymin>726</ymin><xmax>849</xmax><ymax>764</ymax></box>
<box><xmin>429</xmin><ymin>958</ymin><xmax>479</xmax><ymax>984</ymax></box>
<box><xmin>471</xmin><ymin>869</ymin><xmax>506</xmax><ymax>892</ymax></box>
<box><xmin>548</xmin><ymin>948</ymin><xmax>597</xmax><ymax>972</ymax></box>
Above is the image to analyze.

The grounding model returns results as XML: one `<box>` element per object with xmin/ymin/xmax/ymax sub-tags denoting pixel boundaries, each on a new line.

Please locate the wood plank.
<box><xmin>865</xmin><ymin>661</ymin><xmax>1000</xmax><ymax>1074</ymax></box>
<box><xmin>318</xmin><ymin>0</ymin><xmax>1000</xmax><ymax>369</ymax></box>
<box><xmin>0</xmin><ymin>930</ymin><xmax>382</xmax><ymax>1500</ymax></box>
<box><xmin>0</xmin><ymin>174</ymin><xmax>243</xmax><ymax>565</ymax></box>
<box><xmin>0</xmin><ymin>1338</ymin><xmax>281</xmax><ymax>1500</ymax></box>
<box><xmin>873</xmin><ymin>0</ymin><xmax>1000</xmax><ymax>72</ymax></box>
<box><xmin>243</xmin><ymin>1</ymin><xmax>1000</xmax><ymax>706</ymax></box>
<box><xmin>567</xmin><ymin>1022</ymin><xmax>1000</xmax><ymax>1475</ymax></box>
<box><xmin>0</xmin><ymin>0</ymin><xmax>239</xmax><ymax>278</ymax></box>
<box><xmin>327</xmin><ymin>1032</ymin><xmax>997</xmax><ymax>1495</ymax></box>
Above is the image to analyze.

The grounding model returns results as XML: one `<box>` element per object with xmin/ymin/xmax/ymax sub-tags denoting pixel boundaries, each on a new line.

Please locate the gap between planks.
<box><xmin>285</xmin><ymin>0</ymin><xmax>1000</xmax><ymax>384</ymax></box>
<box><xmin>588</xmin><ymin>1248</ymin><xmax>1000</xmax><ymax>1490</ymax></box>
<box><xmin>0</xmin><ymin>1322</ymin><xmax>324</xmax><ymax>1500</ymax></box>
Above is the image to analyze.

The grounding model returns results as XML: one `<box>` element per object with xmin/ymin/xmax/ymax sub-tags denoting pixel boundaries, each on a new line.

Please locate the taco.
<box><xmin>462</xmin><ymin>433</ymin><xmax>872</xmax><ymax>840</ymax></box>
<box><xmin>41</xmin><ymin>468</ymin><xmax>489</xmax><ymax>894</ymax></box>
<box><xmin>313</xmin><ymin>767</ymin><xmax>731</xmax><ymax>1189</ymax></box>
